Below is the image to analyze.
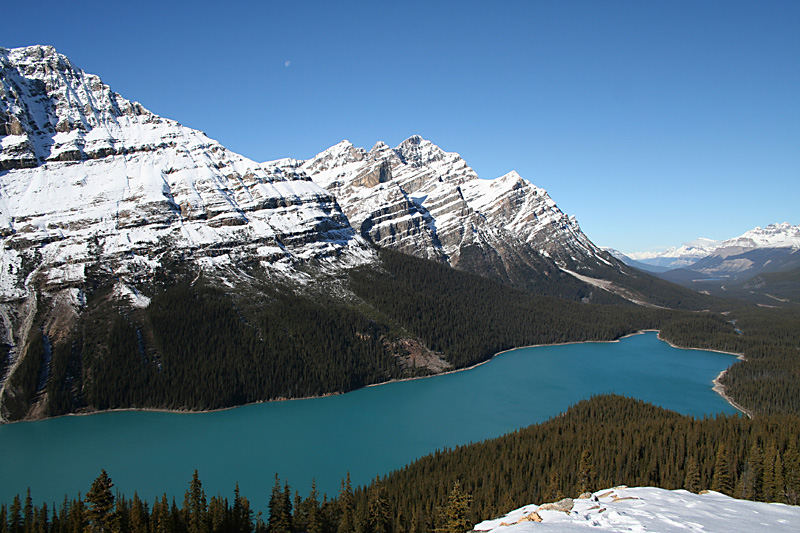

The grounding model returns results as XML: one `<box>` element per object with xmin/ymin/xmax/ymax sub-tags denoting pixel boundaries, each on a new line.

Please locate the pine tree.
<box><xmin>183</xmin><ymin>470</ymin><xmax>208</xmax><ymax>533</ymax></box>
<box><xmin>773</xmin><ymin>453</ymin><xmax>786</xmax><ymax>503</ymax></box>
<box><xmin>337</xmin><ymin>474</ymin><xmax>355</xmax><ymax>533</ymax></box>
<box><xmin>545</xmin><ymin>471</ymin><xmax>565</xmax><ymax>501</ymax></box>
<box><xmin>711</xmin><ymin>444</ymin><xmax>733</xmax><ymax>495</ymax></box>
<box><xmin>267</xmin><ymin>476</ymin><xmax>291</xmax><ymax>533</ymax></box>
<box><xmin>68</xmin><ymin>494</ymin><xmax>86</xmax><ymax>533</ymax></box>
<box><xmin>578</xmin><ymin>449</ymin><xmax>596</xmax><ymax>494</ymax></box>
<box><xmin>684</xmin><ymin>455</ymin><xmax>701</xmax><ymax>493</ymax></box>
<box><xmin>292</xmin><ymin>491</ymin><xmax>305</xmax><ymax>533</ymax></box>
<box><xmin>232</xmin><ymin>483</ymin><xmax>251</xmax><ymax>533</ymax></box>
<box><xmin>85</xmin><ymin>470</ymin><xmax>116</xmax><ymax>533</ymax></box>
<box><xmin>763</xmin><ymin>444</ymin><xmax>777</xmax><ymax>502</ymax></box>
<box><xmin>439</xmin><ymin>481</ymin><xmax>472</xmax><ymax>533</ymax></box>
<box><xmin>305</xmin><ymin>480</ymin><xmax>322</xmax><ymax>533</ymax></box>
<box><xmin>128</xmin><ymin>493</ymin><xmax>148</xmax><ymax>533</ymax></box>
<box><xmin>783</xmin><ymin>442</ymin><xmax>800</xmax><ymax>505</ymax></box>
<box><xmin>9</xmin><ymin>496</ymin><xmax>21</xmax><ymax>533</ymax></box>
<box><xmin>738</xmin><ymin>443</ymin><xmax>763</xmax><ymax>500</ymax></box>
<box><xmin>367</xmin><ymin>484</ymin><xmax>390</xmax><ymax>533</ymax></box>
<box><xmin>22</xmin><ymin>490</ymin><xmax>32</xmax><ymax>533</ymax></box>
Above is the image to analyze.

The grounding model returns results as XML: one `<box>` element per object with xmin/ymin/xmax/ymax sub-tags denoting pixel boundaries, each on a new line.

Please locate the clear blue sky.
<box><xmin>5</xmin><ymin>0</ymin><xmax>798</xmax><ymax>253</ymax></box>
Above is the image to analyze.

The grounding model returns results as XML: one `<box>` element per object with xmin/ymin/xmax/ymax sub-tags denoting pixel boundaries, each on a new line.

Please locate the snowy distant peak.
<box><xmin>627</xmin><ymin>223</ymin><xmax>800</xmax><ymax>268</ymax></box>
<box><xmin>720</xmin><ymin>222</ymin><xmax>800</xmax><ymax>249</ymax></box>
<box><xmin>628</xmin><ymin>239</ymin><xmax>719</xmax><ymax>261</ymax></box>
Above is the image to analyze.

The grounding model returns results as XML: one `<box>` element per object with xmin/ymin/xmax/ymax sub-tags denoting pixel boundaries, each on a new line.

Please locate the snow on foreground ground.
<box><xmin>473</xmin><ymin>486</ymin><xmax>800</xmax><ymax>532</ymax></box>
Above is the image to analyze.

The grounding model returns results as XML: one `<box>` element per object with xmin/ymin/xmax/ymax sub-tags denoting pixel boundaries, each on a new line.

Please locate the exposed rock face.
<box><xmin>0</xmin><ymin>45</ymin><xmax>372</xmax><ymax>302</ymax></box>
<box><xmin>0</xmin><ymin>46</ymin><xmax>373</xmax><ymax>421</ymax></box>
<box><xmin>271</xmin><ymin>135</ymin><xmax>619</xmax><ymax>291</ymax></box>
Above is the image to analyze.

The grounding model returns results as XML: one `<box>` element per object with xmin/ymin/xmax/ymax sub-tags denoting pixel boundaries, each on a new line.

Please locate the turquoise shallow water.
<box><xmin>0</xmin><ymin>331</ymin><xmax>737</xmax><ymax>508</ymax></box>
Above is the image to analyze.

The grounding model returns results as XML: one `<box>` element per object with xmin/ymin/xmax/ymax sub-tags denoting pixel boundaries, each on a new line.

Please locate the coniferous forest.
<box><xmin>6</xmin><ymin>248</ymin><xmax>798</xmax><ymax>420</ymax></box>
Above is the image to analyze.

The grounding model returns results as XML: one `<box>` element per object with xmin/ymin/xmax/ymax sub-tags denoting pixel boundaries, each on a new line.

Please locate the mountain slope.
<box><xmin>271</xmin><ymin>136</ymin><xmax>699</xmax><ymax>306</ymax></box>
<box><xmin>628</xmin><ymin>222</ymin><xmax>800</xmax><ymax>272</ymax></box>
<box><xmin>0</xmin><ymin>45</ymin><xmax>715</xmax><ymax>422</ymax></box>
<box><xmin>0</xmin><ymin>45</ymin><xmax>375</xmax><ymax>421</ymax></box>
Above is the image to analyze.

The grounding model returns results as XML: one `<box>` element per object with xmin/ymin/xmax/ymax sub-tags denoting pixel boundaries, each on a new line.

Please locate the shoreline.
<box><xmin>656</xmin><ymin>333</ymin><xmax>751</xmax><ymax>418</ymax></box>
<box><xmin>3</xmin><ymin>329</ymin><xmax>747</xmax><ymax>424</ymax></box>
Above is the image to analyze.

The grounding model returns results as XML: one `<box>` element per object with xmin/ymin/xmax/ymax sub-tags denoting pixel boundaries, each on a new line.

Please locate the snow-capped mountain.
<box><xmin>627</xmin><ymin>238</ymin><xmax>720</xmax><ymax>269</ymax></box>
<box><xmin>270</xmin><ymin>135</ymin><xmax>620</xmax><ymax>294</ymax></box>
<box><xmin>718</xmin><ymin>222</ymin><xmax>800</xmax><ymax>250</ymax></box>
<box><xmin>0</xmin><ymin>45</ymin><xmax>372</xmax><ymax>302</ymax></box>
<box><xmin>473</xmin><ymin>486</ymin><xmax>800</xmax><ymax>532</ymax></box>
<box><xmin>0</xmin><ymin>45</ymin><xmax>693</xmax><ymax>421</ymax></box>
<box><xmin>627</xmin><ymin>223</ymin><xmax>800</xmax><ymax>271</ymax></box>
<box><xmin>0</xmin><ymin>45</ymin><xmax>375</xmax><ymax>420</ymax></box>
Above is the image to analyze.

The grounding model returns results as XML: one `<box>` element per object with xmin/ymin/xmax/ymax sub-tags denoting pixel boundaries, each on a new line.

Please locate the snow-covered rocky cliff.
<box><xmin>270</xmin><ymin>136</ymin><xmax>619</xmax><ymax>292</ymax></box>
<box><xmin>473</xmin><ymin>486</ymin><xmax>800</xmax><ymax>532</ymax></box>
<box><xmin>0</xmin><ymin>45</ymin><xmax>371</xmax><ymax>301</ymax></box>
<box><xmin>0</xmin><ymin>45</ymin><xmax>373</xmax><ymax>420</ymax></box>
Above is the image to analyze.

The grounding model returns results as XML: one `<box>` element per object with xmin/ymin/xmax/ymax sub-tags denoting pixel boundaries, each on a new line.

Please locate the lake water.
<box><xmin>0</xmin><ymin>332</ymin><xmax>737</xmax><ymax>509</ymax></box>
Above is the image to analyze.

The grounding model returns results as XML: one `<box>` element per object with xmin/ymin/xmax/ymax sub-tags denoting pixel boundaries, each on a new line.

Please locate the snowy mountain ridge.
<box><xmin>626</xmin><ymin>223</ymin><xmax>800</xmax><ymax>270</ymax></box>
<box><xmin>268</xmin><ymin>134</ymin><xmax>618</xmax><ymax>295</ymax></box>
<box><xmin>473</xmin><ymin>486</ymin><xmax>800</xmax><ymax>532</ymax></box>
<box><xmin>0</xmin><ymin>44</ymin><xmax>372</xmax><ymax>303</ymax></box>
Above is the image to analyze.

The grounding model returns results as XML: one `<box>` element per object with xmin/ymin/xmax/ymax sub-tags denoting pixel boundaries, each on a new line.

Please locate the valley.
<box><xmin>0</xmin><ymin>39</ymin><xmax>798</xmax><ymax>533</ymax></box>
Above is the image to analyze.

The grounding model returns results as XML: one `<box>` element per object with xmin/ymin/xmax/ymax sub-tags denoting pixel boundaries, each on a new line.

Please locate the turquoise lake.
<box><xmin>0</xmin><ymin>332</ymin><xmax>737</xmax><ymax>508</ymax></box>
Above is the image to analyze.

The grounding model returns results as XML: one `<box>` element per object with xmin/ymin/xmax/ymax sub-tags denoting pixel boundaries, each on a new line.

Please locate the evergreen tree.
<box><xmin>578</xmin><ymin>449</ymin><xmax>596</xmax><ymax>494</ymax></box>
<box><xmin>367</xmin><ymin>484</ymin><xmax>390</xmax><ymax>533</ymax></box>
<box><xmin>85</xmin><ymin>470</ymin><xmax>115</xmax><ymax>533</ymax></box>
<box><xmin>773</xmin><ymin>453</ymin><xmax>786</xmax><ymax>503</ymax></box>
<box><xmin>232</xmin><ymin>483</ymin><xmax>251</xmax><ymax>533</ymax></box>
<box><xmin>763</xmin><ymin>444</ymin><xmax>778</xmax><ymax>502</ymax></box>
<box><xmin>544</xmin><ymin>471</ymin><xmax>564</xmax><ymax>501</ymax></box>
<box><xmin>439</xmin><ymin>481</ymin><xmax>471</xmax><ymax>533</ymax></box>
<box><xmin>266</xmin><ymin>476</ymin><xmax>291</xmax><ymax>533</ymax></box>
<box><xmin>68</xmin><ymin>494</ymin><xmax>86</xmax><ymax>533</ymax></box>
<box><xmin>738</xmin><ymin>444</ymin><xmax>763</xmax><ymax>500</ymax></box>
<box><xmin>304</xmin><ymin>481</ymin><xmax>322</xmax><ymax>533</ymax></box>
<box><xmin>783</xmin><ymin>442</ymin><xmax>800</xmax><ymax>505</ymax></box>
<box><xmin>22</xmin><ymin>490</ymin><xmax>32</xmax><ymax>533</ymax></box>
<box><xmin>208</xmin><ymin>495</ymin><xmax>226</xmax><ymax>533</ymax></box>
<box><xmin>711</xmin><ymin>445</ymin><xmax>733</xmax><ymax>495</ymax></box>
<box><xmin>292</xmin><ymin>492</ymin><xmax>305</xmax><ymax>533</ymax></box>
<box><xmin>684</xmin><ymin>455</ymin><xmax>701</xmax><ymax>493</ymax></box>
<box><xmin>183</xmin><ymin>470</ymin><xmax>208</xmax><ymax>533</ymax></box>
<box><xmin>9</xmin><ymin>496</ymin><xmax>21</xmax><ymax>533</ymax></box>
<box><xmin>128</xmin><ymin>493</ymin><xmax>148</xmax><ymax>533</ymax></box>
<box><xmin>337</xmin><ymin>475</ymin><xmax>355</xmax><ymax>533</ymax></box>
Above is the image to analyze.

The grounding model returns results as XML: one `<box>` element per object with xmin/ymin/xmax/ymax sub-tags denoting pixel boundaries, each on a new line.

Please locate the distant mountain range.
<box><xmin>621</xmin><ymin>223</ymin><xmax>800</xmax><ymax>271</ymax></box>
<box><xmin>610</xmin><ymin>223</ymin><xmax>800</xmax><ymax>305</ymax></box>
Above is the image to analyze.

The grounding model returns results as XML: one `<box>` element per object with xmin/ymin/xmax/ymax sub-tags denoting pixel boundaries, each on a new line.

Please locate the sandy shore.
<box><xmin>5</xmin><ymin>329</ymin><xmax>747</xmax><ymax>424</ymax></box>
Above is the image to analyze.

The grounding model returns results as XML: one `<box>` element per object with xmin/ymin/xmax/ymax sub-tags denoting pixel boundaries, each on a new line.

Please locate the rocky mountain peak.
<box><xmin>0</xmin><ymin>46</ymin><xmax>372</xmax><ymax>302</ymax></box>
<box><xmin>270</xmin><ymin>136</ymin><xmax>616</xmax><ymax>293</ymax></box>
